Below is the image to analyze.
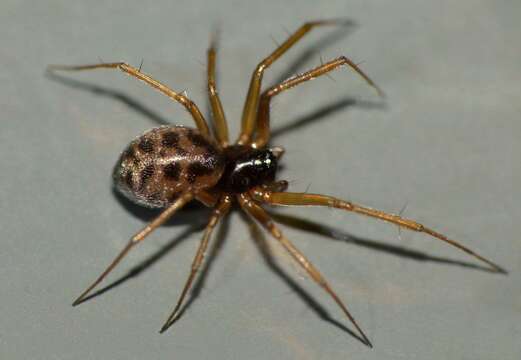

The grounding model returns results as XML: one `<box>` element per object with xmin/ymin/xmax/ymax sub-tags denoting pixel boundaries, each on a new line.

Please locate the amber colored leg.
<box><xmin>195</xmin><ymin>189</ymin><xmax>220</xmax><ymax>208</ymax></box>
<box><xmin>237</xmin><ymin>20</ymin><xmax>349</xmax><ymax>145</ymax></box>
<box><xmin>47</xmin><ymin>62</ymin><xmax>211</xmax><ymax>137</ymax></box>
<box><xmin>72</xmin><ymin>192</ymin><xmax>194</xmax><ymax>306</ymax></box>
<box><xmin>253</xmin><ymin>56</ymin><xmax>384</xmax><ymax>148</ymax></box>
<box><xmin>249</xmin><ymin>189</ymin><xmax>506</xmax><ymax>273</ymax></box>
<box><xmin>207</xmin><ymin>36</ymin><xmax>229</xmax><ymax>147</ymax></box>
<box><xmin>262</xmin><ymin>180</ymin><xmax>289</xmax><ymax>192</ymax></box>
<box><xmin>238</xmin><ymin>193</ymin><xmax>372</xmax><ymax>347</ymax></box>
<box><xmin>160</xmin><ymin>195</ymin><xmax>232</xmax><ymax>333</ymax></box>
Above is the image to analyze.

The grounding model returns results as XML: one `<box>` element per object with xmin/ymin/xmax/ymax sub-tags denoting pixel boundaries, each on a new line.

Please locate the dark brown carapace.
<box><xmin>48</xmin><ymin>20</ymin><xmax>504</xmax><ymax>348</ymax></box>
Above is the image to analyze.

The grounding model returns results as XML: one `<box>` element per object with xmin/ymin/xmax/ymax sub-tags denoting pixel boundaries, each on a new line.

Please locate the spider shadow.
<box><xmin>265</xmin><ymin>21</ymin><xmax>386</xmax><ymax>140</ymax></box>
<box><xmin>46</xmin><ymin>71</ymin><xmax>172</xmax><ymax>127</ymax></box>
<box><xmin>72</xmin><ymin>190</ymin><xmax>211</xmax><ymax>306</ymax></box>
<box><xmin>75</xmin><ymin>191</ymin><xmax>229</xmax><ymax>317</ymax></box>
<box><xmin>272</xmin><ymin>19</ymin><xmax>357</xmax><ymax>87</ymax></box>
<box><xmin>203</xmin><ymin>22</ymin><xmax>359</xmax><ymax>125</ymax></box>
<box><xmin>242</xmin><ymin>212</ymin><xmax>370</xmax><ymax>347</ymax></box>
<box><xmin>271</xmin><ymin>97</ymin><xmax>385</xmax><ymax>141</ymax></box>
<box><xmin>75</xmin><ymin>225</ymin><xmax>204</xmax><ymax>305</ymax></box>
<box><xmin>46</xmin><ymin>23</ymin><xmax>385</xmax><ymax>144</ymax></box>
<box><xmin>112</xmin><ymin>187</ymin><xmax>211</xmax><ymax>226</ymax></box>
<box><xmin>172</xmin><ymin>210</ymin><xmax>231</xmax><ymax>322</ymax></box>
<box><xmin>269</xmin><ymin>211</ymin><xmax>500</xmax><ymax>274</ymax></box>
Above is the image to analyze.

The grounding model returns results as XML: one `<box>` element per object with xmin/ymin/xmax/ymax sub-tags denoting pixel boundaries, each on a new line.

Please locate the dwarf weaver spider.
<box><xmin>48</xmin><ymin>20</ymin><xmax>504</xmax><ymax>348</ymax></box>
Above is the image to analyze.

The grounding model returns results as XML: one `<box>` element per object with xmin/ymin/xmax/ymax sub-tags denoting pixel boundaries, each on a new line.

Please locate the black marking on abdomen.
<box><xmin>140</xmin><ymin>164</ymin><xmax>155</xmax><ymax>184</ymax></box>
<box><xmin>186</xmin><ymin>132</ymin><xmax>208</xmax><ymax>147</ymax></box>
<box><xmin>161</xmin><ymin>131</ymin><xmax>179</xmax><ymax>148</ymax></box>
<box><xmin>186</xmin><ymin>161</ymin><xmax>214</xmax><ymax>184</ymax></box>
<box><xmin>163</xmin><ymin>162</ymin><xmax>181</xmax><ymax>181</ymax></box>
<box><xmin>186</xmin><ymin>132</ymin><xmax>217</xmax><ymax>156</ymax></box>
<box><xmin>138</xmin><ymin>137</ymin><xmax>155</xmax><ymax>153</ymax></box>
<box><xmin>125</xmin><ymin>171</ymin><xmax>134</xmax><ymax>188</ymax></box>
<box><xmin>125</xmin><ymin>147</ymin><xmax>138</xmax><ymax>165</ymax></box>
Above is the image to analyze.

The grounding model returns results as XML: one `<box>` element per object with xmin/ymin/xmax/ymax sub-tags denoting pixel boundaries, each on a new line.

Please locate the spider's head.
<box><xmin>219</xmin><ymin>146</ymin><xmax>284</xmax><ymax>193</ymax></box>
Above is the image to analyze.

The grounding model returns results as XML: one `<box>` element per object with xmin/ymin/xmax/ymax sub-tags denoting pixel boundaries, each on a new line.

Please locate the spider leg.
<box><xmin>249</xmin><ymin>189</ymin><xmax>506</xmax><ymax>274</ymax></box>
<box><xmin>238</xmin><ymin>193</ymin><xmax>373</xmax><ymax>348</ymax></box>
<box><xmin>253</xmin><ymin>56</ymin><xmax>384</xmax><ymax>148</ymax></box>
<box><xmin>259</xmin><ymin>180</ymin><xmax>289</xmax><ymax>192</ymax></box>
<box><xmin>159</xmin><ymin>195</ymin><xmax>232</xmax><ymax>333</ymax></box>
<box><xmin>237</xmin><ymin>20</ymin><xmax>349</xmax><ymax>145</ymax></box>
<box><xmin>72</xmin><ymin>192</ymin><xmax>194</xmax><ymax>306</ymax></box>
<box><xmin>47</xmin><ymin>62</ymin><xmax>211</xmax><ymax>137</ymax></box>
<box><xmin>195</xmin><ymin>189</ymin><xmax>221</xmax><ymax>208</ymax></box>
<box><xmin>207</xmin><ymin>34</ymin><xmax>229</xmax><ymax>147</ymax></box>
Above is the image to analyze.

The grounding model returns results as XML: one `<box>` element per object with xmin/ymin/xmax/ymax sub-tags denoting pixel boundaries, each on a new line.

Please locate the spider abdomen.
<box><xmin>113</xmin><ymin>126</ymin><xmax>224</xmax><ymax>208</ymax></box>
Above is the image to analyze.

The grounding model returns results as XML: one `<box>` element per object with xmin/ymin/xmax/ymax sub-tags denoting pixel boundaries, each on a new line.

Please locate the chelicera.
<box><xmin>49</xmin><ymin>20</ymin><xmax>504</xmax><ymax>347</ymax></box>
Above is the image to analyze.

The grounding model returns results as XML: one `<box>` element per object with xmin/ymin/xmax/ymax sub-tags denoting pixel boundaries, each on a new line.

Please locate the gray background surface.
<box><xmin>1</xmin><ymin>1</ymin><xmax>520</xmax><ymax>359</ymax></box>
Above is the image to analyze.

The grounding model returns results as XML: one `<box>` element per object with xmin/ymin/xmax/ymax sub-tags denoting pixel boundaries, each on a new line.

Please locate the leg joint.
<box><xmin>254</xmin><ymin>63</ymin><xmax>266</xmax><ymax>76</ymax></box>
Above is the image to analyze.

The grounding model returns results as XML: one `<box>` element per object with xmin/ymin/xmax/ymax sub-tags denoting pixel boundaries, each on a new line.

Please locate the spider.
<box><xmin>48</xmin><ymin>20</ymin><xmax>504</xmax><ymax>348</ymax></box>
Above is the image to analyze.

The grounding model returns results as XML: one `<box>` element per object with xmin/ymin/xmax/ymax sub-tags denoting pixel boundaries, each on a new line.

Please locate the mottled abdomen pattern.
<box><xmin>113</xmin><ymin>126</ymin><xmax>224</xmax><ymax>208</ymax></box>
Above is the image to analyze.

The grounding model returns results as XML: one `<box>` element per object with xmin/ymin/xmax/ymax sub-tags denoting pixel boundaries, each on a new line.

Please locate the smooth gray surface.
<box><xmin>1</xmin><ymin>1</ymin><xmax>520</xmax><ymax>359</ymax></box>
